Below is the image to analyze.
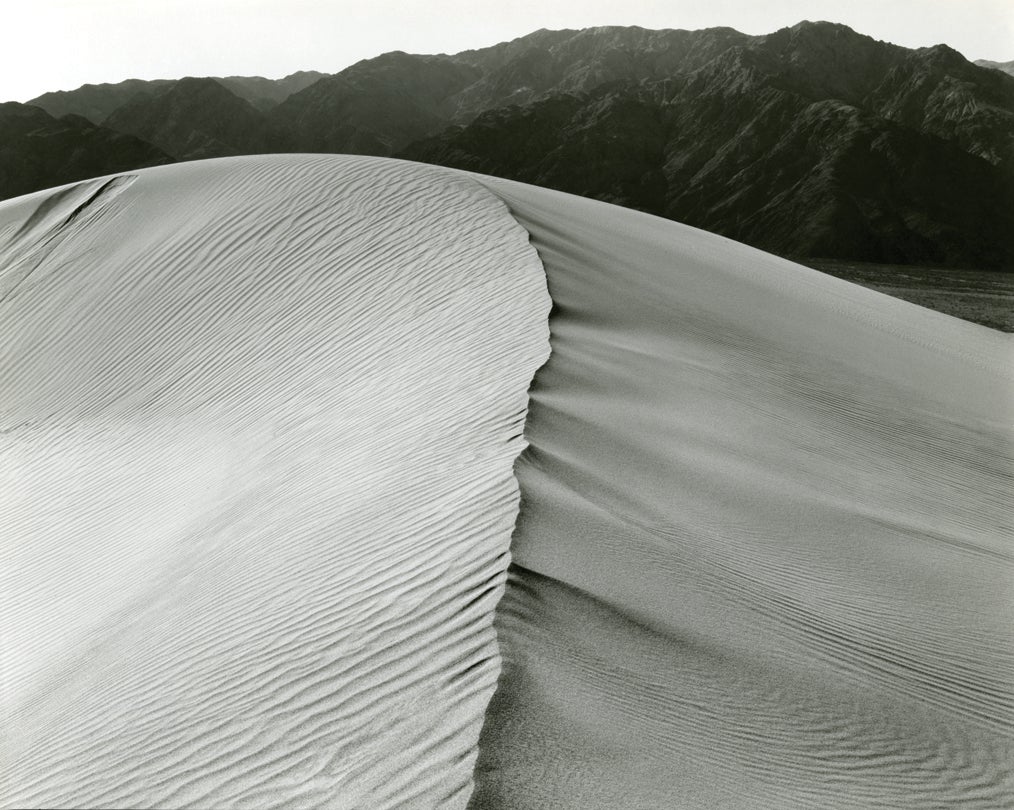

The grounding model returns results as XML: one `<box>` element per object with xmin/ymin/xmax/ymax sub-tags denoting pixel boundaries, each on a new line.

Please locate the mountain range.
<box><xmin>5</xmin><ymin>22</ymin><xmax>1013</xmax><ymax>270</ymax></box>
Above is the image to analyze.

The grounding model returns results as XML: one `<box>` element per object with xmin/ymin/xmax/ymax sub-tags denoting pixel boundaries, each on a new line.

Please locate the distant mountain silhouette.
<box><xmin>976</xmin><ymin>59</ymin><xmax>1014</xmax><ymax>78</ymax></box>
<box><xmin>103</xmin><ymin>77</ymin><xmax>272</xmax><ymax>160</ymax></box>
<box><xmin>29</xmin><ymin>71</ymin><xmax>326</xmax><ymax>123</ymax></box>
<box><xmin>267</xmin><ymin>52</ymin><xmax>480</xmax><ymax>154</ymax></box>
<box><xmin>28</xmin><ymin>79</ymin><xmax>176</xmax><ymax>124</ymax></box>
<box><xmin>0</xmin><ymin>102</ymin><xmax>172</xmax><ymax>200</ymax></box>
<box><xmin>6</xmin><ymin>23</ymin><xmax>1013</xmax><ymax>269</ymax></box>
<box><xmin>217</xmin><ymin>71</ymin><xmax>328</xmax><ymax>111</ymax></box>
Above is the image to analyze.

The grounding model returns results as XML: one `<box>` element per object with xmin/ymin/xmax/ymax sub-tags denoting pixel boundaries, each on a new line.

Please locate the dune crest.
<box><xmin>0</xmin><ymin>155</ymin><xmax>550</xmax><ymax>809</ymax></box>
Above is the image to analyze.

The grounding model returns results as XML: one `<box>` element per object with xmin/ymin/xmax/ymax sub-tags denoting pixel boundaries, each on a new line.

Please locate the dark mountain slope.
<box><xmin>215</xmin><ymin>71</ymin><xmax>328</xmax><ymax>111</ymax></box>
<box><xmin>871</xmin><ymin>44</ymin><xmax>1014</xmax><ymax>167</ymax></box>
<box><xmin>662</xmin><ymin>96</ymin><xmax>1014</xmax><ymax>267</ymax></box>
<box><xmin>267</xmin><ymin>26</ymin><xmax>751</xmax><ymax>156</ymax></box>
<box><xmin>448</xmin><ymin>25</ymin><xmax>750</xmax><ymax>120</ymax></box>
<box><xmin>269</xmin><ymin>52</ymin><xmax>481</xmax><ymax>154</ymax></box>
<box><xmin>103</xmin><ymin>78</ymin><xmax>271</xmax><ymax>160</ymax></box>
<box><xmin>28</xmin><ymin>79</ymin><xmax>175</xmax><ymax>124</ymax></box>
<box><xmin>0</xmin><ymin>103</ymin><xmax>173</xmax><ymax>200</ymax></box>
<box><xmin>401</xmin><ymin>85</ymin><xmax>669</xmax><ymax>214</ymax></box>
<box><xmin>745</xmin><ymin>21</ymin><xmax>906</xmax><ymax>104</ymax></box>
<box><xmin>402</xmin><ymin>22</ymin><xmax>1014</xmax><ymax>269</ymax></box>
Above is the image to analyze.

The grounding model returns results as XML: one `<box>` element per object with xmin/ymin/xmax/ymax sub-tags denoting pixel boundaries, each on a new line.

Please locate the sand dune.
<box><xmin>2</xmin><ymin>155</ymin><xmax>1011</xmax><ymax>809</ymax></box>
<box><xmin>0</xmin><ymin>155</ymin><xmax>549</xmax><ymax>808</ymax></box>
<box><xmin>470</xmin><ymin>177</ymin><xmax>1014</xmax><ymax>808</ymax></box>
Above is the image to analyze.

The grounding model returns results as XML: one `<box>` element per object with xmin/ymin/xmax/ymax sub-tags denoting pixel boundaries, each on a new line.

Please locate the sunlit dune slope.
<box><xmin>0</xmin><ymin>155</ymin><xmax>550</xmax><ymax>809</ymax></box>
<box><xmin>469</xmin><ymin>176</ymin><xmax>1014</xmax><ymax>809</ymax></box>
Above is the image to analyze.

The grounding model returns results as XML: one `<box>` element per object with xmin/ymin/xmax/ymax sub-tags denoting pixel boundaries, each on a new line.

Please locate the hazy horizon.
<box><xmin>4</xmin><ymin>0</ymin><xmax>1012</xmax><ymax>103</ymax></box>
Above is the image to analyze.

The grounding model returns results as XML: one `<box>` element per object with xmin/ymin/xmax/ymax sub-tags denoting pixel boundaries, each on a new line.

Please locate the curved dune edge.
<box><xmin>470</xmin><ymin>176</ymin><xmax>1013</xmax><ymax>808</ymax></box>
<box><xmin>0</xmin><ymin>155</ymin><xmax>551</xmax><ymax>809</ymax></box>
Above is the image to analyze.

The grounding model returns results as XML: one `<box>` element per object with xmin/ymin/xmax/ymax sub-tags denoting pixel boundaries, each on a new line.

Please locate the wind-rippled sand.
<box><xmin>1</xmin><ymin>155</ymin><xmax>1011</xmax><ymax>809</ymax></box>
<box><xmin>471</xmin><ymin>177</ymin><xmax>1014</xmax><ymax>809</ymax></box>
<box><xmin>0</xmin><ymin>155</ymin><xmax>550</xmax><ymax>808</ymax></box>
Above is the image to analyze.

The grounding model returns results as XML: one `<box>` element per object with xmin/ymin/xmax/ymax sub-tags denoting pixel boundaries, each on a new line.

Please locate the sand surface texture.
<box><xmin>2</xmin><ymin>155</ymin><xmax>1011</xmax><ymax>809</ymax></box>
<box><xmin>1</xmin><ymin>155</ymin><xmax>549</xmax><ymax>809</ymax></box>
<box><xmin>470</xmin><ymin>177</ymin><xmax>1014</xmax><ymax>808</ymax></box>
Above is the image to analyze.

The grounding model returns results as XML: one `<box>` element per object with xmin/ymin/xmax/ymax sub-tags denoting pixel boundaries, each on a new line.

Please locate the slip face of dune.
<box><xmin>0</xmin><ymin>155</ymin><xmax>550</xmax><ymax>809</ymax></box>
<box><xmin>470</xmin><ymin>177</ymin><xmax>1014</xmax><ymax>808</ymax></box>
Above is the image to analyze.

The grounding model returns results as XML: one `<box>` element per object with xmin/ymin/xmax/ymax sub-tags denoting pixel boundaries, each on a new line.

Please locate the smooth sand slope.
<box><xmin>470</xmin><ymin>177</ymin><xmax>1014</xmax><ymax>808</ymax></box>
<box><xmin>2</xmin><ymin>155</ymin><xmax>1012</xmax><ymax>809</ymax></box>
<box><xmin>0</xmin><ymin>155</ymin><xmax>550</xmax><ymax>809</ymax></box>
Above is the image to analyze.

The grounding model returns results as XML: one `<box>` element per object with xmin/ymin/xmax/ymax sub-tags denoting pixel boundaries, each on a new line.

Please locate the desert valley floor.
<box><xmin>1</xmin><ymin>155</ymin><xmax>1011</xmax><ymax>809</ymax></box>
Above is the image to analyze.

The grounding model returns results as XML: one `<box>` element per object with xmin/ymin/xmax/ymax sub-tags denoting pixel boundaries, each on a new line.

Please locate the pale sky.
<box><xmin>4</xmin><ymin>0</ymin><xmax>1012</xmax><ymax>103</ymax></box>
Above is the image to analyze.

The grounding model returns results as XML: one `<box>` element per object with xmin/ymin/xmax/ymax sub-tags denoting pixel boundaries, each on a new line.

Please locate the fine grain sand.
<box><xmin>1</xmin><ymin>155</ymin><xmax>1012</xmax><ymax>809</ymax></box>
<box><xmin>0</xmin><ymin>155</ymin><xmax>550</xmax><ymax>809</ymax></box>
<box><xmin>470</xmin><ymin>176</ymin><xmax>1014</xmax><ymax>809</ymax></box>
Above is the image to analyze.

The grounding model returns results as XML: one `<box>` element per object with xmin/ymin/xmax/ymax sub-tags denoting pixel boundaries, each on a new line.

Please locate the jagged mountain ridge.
<box><xmin>28</xmin><ymin>71</ymin><xmax>327</xmax><ymax>123</ymax></box>
<box><xmin>267</xmin><ymin>25</ymin><xmax>755</xmax><ymax>155</ymax></box>
<box><xmin>403</xmin><ymin>24</ymin><xmax>1014</xmax><ymax>267</ymax></box>
<box><xmin>6</xmin><ymin>22</ymin><xmax>1014</xmax><ymax>269</ymax></box>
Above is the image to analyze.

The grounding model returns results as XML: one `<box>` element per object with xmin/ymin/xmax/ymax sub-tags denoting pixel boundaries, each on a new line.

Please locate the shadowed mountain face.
<box><xmin>216</xmin><ymin>71</ymin><xmax>328</xmax><ymax>111</ymax></box>
<box><xmin>449</xmin><ymin>26</ymin><xmax>752</xmax><ymax>120</ymax></box>
<box><xmin>403</xmin><ymin>23</ymin><xmax>1014</xmax><ymax>268</ymax></box>
<box><xmin>0</xmin><ymin>102</ymin><xmax>173</xmax><ymax>200</ymax></box>
<box><xmin>267</xmin><ymin>53</ymin><xmax>482</xmax><ymax>154</ymax></box>
<box><xmin>263</xmin><ymin>26</ymin><xmax>754</xmax><ymax>156</ymax></box>
<box><xmin>103</xmin><ymin>78</ymin><xmax>273</xmax><ymax>160</ymax></box>
<box><xmin>28</xmin><ymin>79</ymin><xmax>176</xmax><ymax>124</ymax></box>
<box><xmin>8</xmin><ymin>22</ymin><xmax>1014</xmax><ymax>269</ymax></box>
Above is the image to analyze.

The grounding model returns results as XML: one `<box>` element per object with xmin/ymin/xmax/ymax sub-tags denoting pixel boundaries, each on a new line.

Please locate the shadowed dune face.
<box><xmin>0</xmin><ymin>155</ymin><xmax>550</xmax><ymax>809</ymax></box>
<box><xmin>1</xmin><ymin>155</ymin><xmax>1012</xmax><ymax>809</ymax></box>
<box><xmin>469</xmin><ymin>178</ymin><xmax>1014</xmax><ymax>808</ymax></box>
